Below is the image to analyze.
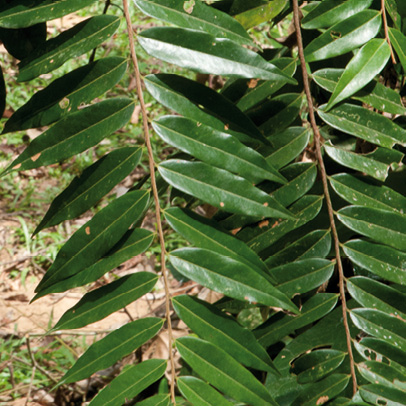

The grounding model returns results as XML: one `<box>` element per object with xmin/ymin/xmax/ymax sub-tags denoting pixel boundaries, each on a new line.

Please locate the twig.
<box><xmin>25</xmin><ymin>365</ymin><xmax>36</xmax><ymax>406</ymax></box>
<box><xmin>381</xmin><ymin>0</ymin><xmax>397</xmax><ymax>64</ymax></box>
<box><xmin>292</xmin><ymin>0</ymin><xmax>358</xmax><ymax>395</ymax></box>
<box><xmin>122</xmin><ymin>1</ymin><xmax>176</xmax><ymax>403</ymax></box>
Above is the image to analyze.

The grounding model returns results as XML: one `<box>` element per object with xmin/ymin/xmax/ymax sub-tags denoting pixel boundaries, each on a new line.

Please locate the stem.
<box><xmin>381</xmin><ymin>0</ymin><xmax>397</xmax><ymax>64</ymax></box>
<box><xmin>292</xmin><ymin>0</ymin><xmax>358</xmax><ymax>395</ymax></box>
<box><xmin>122</xmin><ymin>1</ymin><xmax>176</xmax><ymax>403</ymax></box>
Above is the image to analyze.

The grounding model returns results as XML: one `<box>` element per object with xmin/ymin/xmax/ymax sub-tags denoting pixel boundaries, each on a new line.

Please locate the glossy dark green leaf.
<box><xmin>88</xmin><ymin>359</ymin><xmax>166</xmax><ymax>406</ymax></box>
<box><xmin>343</xmin><ymin>239</ymin><xmax>406</xmax><ymax>285</ymax></box>
<box><xmin>350</xmin><ymin>308</ymin><xmax>406</xmax><ymax>352</ymax></box>
<box><xmin>137</xmin><ymin>395</ymin><xmax>171</xmax><ymax>406</ymax></box>
<box><xmin>133</xmin><ymin>0</ymin><xmax>252</xmax><ymax>46</ymax></box>
<box><xmin>35</xmin><ymin>147</ymin><xmax>142</xmax><ymax>234</ymax></box>
<box><xmin>60</xmin><ymin>317</ymin><xmax>163</xmax><ymax>384</ymax></box>
<box><xmin>33</xmin><ymin>228</ymin><xmax>154</xmax><ymax>300</ymax></box>
<box><xmin>360</xmin><ymin>384</ymin><xmax>406</xmax><ymax>406</ymax></box>
<box><xmin>139</xmin><ymin>27</ymin><xmax>297</xmax><ymax>82</ymax></box>
<box><xmin>0</xmin><ymin>65</ymin><xmax>5</xmax><ymax>119</ymax></box>
<box><xmin>265</xmin><ymin>229</ymin><xmax>331</xmax><ymax>268</ymax></box>
<box><xmin>49</xmin><ymin>272</ymin><xmax>158</xmax><ymax>332</ymax></box>
<box><xmin>389</xmin><ymin>27</ymin><xmax>406</xmax><ymax>73</ymax></box>
<box><xmin>347</xmin><ymin>277</ymin><xmax>406</xmax><ymax>319</ymax></box>
<box><xmin>301</xmin><ymin>0</ymin><xmax>372</xmax><ymax>29</ymax></box>
<box><xmin>4</xmin><ymin>57</ymin><xmax>127</xmax><ymax>133</ymax></box>
<box><xmin>169</xmin><ymin>248</ymin><xmax>298</xmax><ymax>313</ymax></box>
<box><xmin>144</xmin><ymin>74</ymin><xmax>268</xmax><ymax>145</ymax></box>
<box><xmin>153</xmin><ymin>116</ymin><xmax>286</xmax><ymax>184</ymax></box>
<box><xmin>326</xmin><ymin>39</ymin><xmax>390</xmax><ymax>110</ymax></box>
<box><xmin>292</xmin><ymin>350</ymin><xmax>346</xmax><ymax>384</ymax></box>
<box><xmin>357</xmin><ymin>361</ymin><xmax>406</xmax><ymax>390</ymax></box>
<box><xmin>270</xmin><ymin>259</ymin><xmax>335</xmax><ymax>298</ymax></box>
<box><xmin>312</xmin><ymin>68</ymin><xmax>406</xmax><ymax>115</ymax></box>
<box><xmin>173</xmin><ymin>295</ymin><xmax>277</xmax><ymax>373</ymax></box>
<box><xmin>292</xmin><ymin>374</ymin><xmax>350</xmax><ymax>406</ymax></box>
<box><xmin>177</xmin><ymin>376</ymin><xmax>234</xmax><ymax>406</ymax></box>
<box><xmin>337</xmin><ymin>206</ymin><xmax>406</xmax><ymax>251</ymax></box>
<box><xmin>159</xmin><ymin>160</ymin><xmax>294</xmax><ymax>219</ymax></box>
<box><xmin>386</xmin><ymin>0</ymin><xmax>402</xmax><ymax>30</ymax></box>
<box><xmin>18</xmin><ymin>16</ymin><xmax>120</xmax><ymax>81</ymax></box>
<box><xmin>255</xmin><ymin>294</ymin><xmax>339</xmax><ymax>348</ymax></box>
<box><xmin>35</xmin><ymin>190</ymin><xmax>149</xmax><ymax>293</ymax></box>
<box><xmin>0</xmin><ymin>0</ymin><xmax>98</xmax><ymax>28</ymax></box>
<box><xmin>238</xmin><ymin>195</ymin><xmax>323</xmax><ymax>254</ymax></box>
<box><xmin>176</xmin><ymin>337</ymin><xmax>278</xmax><ymax>406</ymax></box>
<box><xmin>304</xmin><ymin>10</ymin><xmax>381</xmax><ymax>62</ymax></box>
<box><xmin>330</xmin><ymin>174</ymin><xmax>406</xmax><ymax>213</ymax></box>
<box><xmin>4</xmin><ymin>98</ymin><xmax>135</xmax><ymax>175</ymax></box>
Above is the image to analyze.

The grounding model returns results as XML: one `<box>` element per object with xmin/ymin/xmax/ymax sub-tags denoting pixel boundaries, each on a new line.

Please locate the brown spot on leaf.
<box><xmin>248</xmin><ymin>78</ymin><xmax>258</xmax><ymax>88</ymax></box>
<box><xmin>224</xmin><ymin>124</ymin><xmax>229</xmax><ymax>131</ymax></box>
<box><xmin>59</xmin><ymin>97</ymin><xmax>70</xmax><ymax>109</ymax></box>
<box><xmin>220</xmin><ymin>202</ymin><xmax>225</xmax><ymax>207</ymax></box>
<box><xmin>316</xmin><ymin>396</ymin><xmax>329</xmax><ymax>405</ymax></box>
<box><xmin>13</xmin><ymin>163</ymin><xmax>22</xmax><ymax>170</ymax></box>
<box><xmin>263</xmin><ymin>202</ymin><xmax>268</xmax><ymax>207</ymax></box>
<box><xmin>258</xmin><ymin>220</ymin><xmax>269</xmax><ymax>228</ymax></box>
<box><xmin>85</xmin><ymin>227</ymin><xmax>91</xmax><ymax>235</ymax></box>
<box><xmin>272</xmin><ymin>220</ymin><xmax>280</xmax><ymax>228</ymax></box>
<box><xmin>31</xmin><ymin>153</ymin><xmax>41</xmax><ymax>162</ymax></box>
<box><xmin>231</xmin><ymin>227</ymin><xmax>241</xmax><ymax>235</ymax></box>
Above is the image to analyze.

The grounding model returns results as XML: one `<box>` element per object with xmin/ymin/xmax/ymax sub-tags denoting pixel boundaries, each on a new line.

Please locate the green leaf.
<box><xmin>304</xmin><ymin>10</ymin><xmax>381</xmax><ymax>62</ymax></box>
<box><xmin>49</xmin><ymin>272</ymin><xmax>158</xmax><ymax>332</ymax></box>
<box><xmin>270</xmin><ymin>259</ymin><xmax>335</xmax><ymax>298</ymax></box>
<box><xmin>153</xmin><ymin>116</ymin><xmax>286</xmax><ymax>184</ymax></box>
<box><xmin>176</xmin><ymin>337</ymin><xmax>278</xmax><ymax>406</ymax></box>
<box><xmin>350</xmin><ymin>308</ymin><xmax>406</xmax><ymax>352</ymax></box>
<box><xmin>4</xmin><ymin>98</ymin><xmax>135</xmax><ymax>175</ymax></box>
<box><xmin>0</xmin><ymin>0</ymin><xmax>98</xmax><ymax>28</ymax></box>
<box><xmin>137</xmin><ymin>395</ymin><xmax>171</xmax><ymax>406</ymax></box>
<box><xmin>139</xmin><ymin>27</ymin><xmax>297</xmax><ymax>82</ymax></box>
<box><xmin>88</xmin><ymin>359</ymin><xmax>166</xmax><ymax>406</ymax></box>
<box><xmin>360</xmin><ymin>384</ymin><xmax>406</xmax><ymax>406</ymax></box>
<box><xmin>35</xmin><ymin>147</ymin><xmax>142</xmax><ymax>234</ymax></box>
<box><xmin>0</xmin><ymin>65</ymin><xmax>5</xmax><ymax>119</ymax></box>
<box><xmin>169</xmin><ymin>248</ymin><xmax>298</xmax><ymax>313</ymax></box>
<box><xmin>158</xmin><ymin>160</ymin><xmax>294</xmax><ymax>219</ymax></box>
<box><xmin>60</xmin><ymin>318</ymin><xmax>163</xmax><ymax>385</ymax></box>
<box><xmin>172</xmin><ymin>295</ymin><xmax>278</xmax><ymax>373</ymax></box>
<box><xmin>357</xmin><ymin>361</ymin><xmax>406</xmax><ymax>390</ymax></box>
<box><xmin>389</xmin><ymin>27</ymin><xmax>406</xmax><ymax>73</ymax></box>
<box><xmin>4</xmin><ymin>57</ymin><xmax>128</xmax><ymax>133</ymax></box>
<box><xmin>386</xmin><ymin>0</ymin><xmax>402</xmax><ymax>30</ymax></box>
<box><xmin>291</xmin><ymin>350</ymin><xmax>346</xmax><ymax>384</ymax></box>
<box><xmin>35</xmin><ymin>190</ymin><xmax>150</xmax><ymax>293</ymax></box>
<box><xmin>255</xmin><ymin>294</ymin><xmax>339</xmax><ymax>348</ymax></box>
<box><xmin>330</xmin><ymin>174</ymin><xmax>406</xmax><ymax>213</ymax></box>
<box><xmin>133</xmin><ymin>0</ymin><xmax>253</xmax><ymax>46</ymax></box>
<box><xmin>326</xmin><ymin>39</ymin><xmax>391</xmax><ymax>110</ymax></box>
<box><xmin>301</xmin><ymin>0</ymin><xmax>373</xmax><ymax>29</ymax></box>
<box><xmin>337</xmin><ymin>206</ymin><xmax>406</xmax><ymax>251</ymax></box>
<box><xmin>312</xmin><ymin>68</ymin><xmax>406</xmax><ymax>115</ymax></box>
<box><xmin>33</xmin><ymin>228</ymin><xmax>154</xmax><ymax>300</ymax></box>
<box><xmin>18</xmin><ymin>16</ymin><xmax>120</xmax><ymax>81</ymax></box>
<box><xmin>343</xmin><ymin>239</ymin><xmax>406</xmax><ymax>285</ymax></box>
<box><xmin>292</xmin><ymin>374</ymin><xmax>350</xmax><ymax>406</ymax></box>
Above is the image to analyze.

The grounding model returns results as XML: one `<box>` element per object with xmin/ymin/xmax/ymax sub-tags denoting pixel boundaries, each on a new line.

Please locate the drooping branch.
<box><xmin>122</xmin><ymin>1</ymin><xmax>176</xmax><ymax>403</ymax></box>
<box><xmin>292</xmin><ymin>0</ymin><xmax>358</xmax><ymax>395</ymax></box>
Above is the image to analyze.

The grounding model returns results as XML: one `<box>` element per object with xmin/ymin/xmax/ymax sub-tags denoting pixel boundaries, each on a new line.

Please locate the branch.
<box><xmin>381</xmin><ymin>0</ymin><xmax>397</xmax><ymax>64</ymax></box>
<box><xmin>292</xmin><ymin>0</ymin><xmax>358</xmax><ymax>395</ymax></box>
<box><xmin>122</xmin><ymin>1</ymin><xmax>176</xmax><ymax>403</ymax></box>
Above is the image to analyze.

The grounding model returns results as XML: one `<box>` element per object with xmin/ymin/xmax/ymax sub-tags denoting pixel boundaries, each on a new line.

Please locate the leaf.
<box><xmin>255</xmin><ymin>294</ymin><xmax>339</xmax><ymax>348</ymax></box>
<box><xmin>152</xmin><ymin>116</ymin><xmax>286</xmax><ymax>184</ymax></box>
<box><xmin>35</xmin><ymin>190</ymin><xmax>150</xmax><ymax>293</ymax></box>
<box><xmin>301</xmin><ymin>0</ymin><xmax>373</xmax><ymax>29</ymax></box>
<box><xmin>172</xmin><ymin>295</ymin><xmax>278</xmax><ymax>373</ymax></box>
<box><xmin>139</xmin><ymin>27</ymin><xmax>297</xmax><ymax>82</ymax></box>
<box><xmin>291</xmin><ymin>350</ymin><xmax>346</xmax><ymax>384</ymax></box>
<box><xmin>4</xmin><ymin>57</ymin><xmax>127</xmax><ymax>133</ymax></box>
<box><xmin>350</xmin><ymin>308</ymin><xmax>406</xmax><ymax>352</ymax></box>
<box><xmin>169</xmin><ymin>248</ymin><xmax>298</xmax><ymax>313</ymax></box>
<box><xmin>312</xmin><ymin>68</ymin><xmax>406</xmax><ymax>115</ymax></box>
<box><xmin>133</xmin><ymin>0</ymin><xmax>253</xmax><ymax>46</ymax></box>
<box><xmin>357</xmin><ymin>361</ymin><xmax>406</xmax><ymax>390</ymax></box>
<box><xmin>343</xmin><ymin>239</ymin><xmax>406</xmax><ymax>285</ymax></box>
<box><xmin>4</xmin><ymin>98</ymin><xmax>135</xmax><ymax>175</ymax></box>
<box><xmin>158</xmin><ymin>160</ymin><xmax>294</xmax><ymax>219</ymax></box>
<box><xmin>88</xmin><ymin>359</ymin><xmax>166</xmax><ymax>406</ymax></box>
<box><xmin>177</xmin><ymin>376</ymin><xmax>234</xmax><ymax>406</ymax></box>
<box><xmin>49</xmin><ymin>272</ymin><xmax>158</xmax><ymax>332</ymax></box>
<box><xmin>0</xmin><ymin>65</ymin><xmax>5</xmax><ymax>119</ymax></box>
<box><xmin>326</xmin><ymin>39</ymin><xmax>391</xmax><ymax>110</ymax></box>
<box><xmin>389</xmin><ymin>27</ymin><xmax>406</xmax><ymax>73</ymax></box>
<box><xmin>176</xmin><ymin>336</ymin><xmax>278</xmax><ymax>406</ymax></box>
<box><xmin>386</xmin><ymin>0</ymin><xmax>402</xmax><ymax>30</ymax></box>
<box><xmin>137</xmin><ymin>395</ymin><xmax>171</xmax><ymax>406</ymax></box>
<box><xmin>33</xmin><ymin>228</ymin><xmax>154</xmax><ymax>300</ymax></box>
<box><xmin>360</xmin><ymin>384</ymin><xmax>406</xmax><ymax>406</ymax></box>
<box><xmin>337</xmin><ymin>206</ymin><xmax>406</xmax><ymax>251</ymax></box>
<box><xmin>60</xmin><ymin>318</ymin><xmax>163</xmax><ymax>385</ymax></box>
<box><xmin>304</xmin><ymin>10</ymin><xmax>381</xmax><ymax>62</ymax></box>
<box><xmin>144</xmin><ymin>73</ymin><xmax>268</xmax><ymax>145</ymax></box>
<box><xmin>18</xmin><ymin>16</ymin><xmax>120</xmax><ymax>81</ymax></box>
<box><xmin>330</xmin><ymin>174</ymin><xmax>406</xmax><ymax>213</ymax></box>
<box><xmin>0</xmin><ymin>0</ymin><xmax>98</xmax><ymax>28</ymax></box>
<box><xmin>269</xmin><ymin>259</ymin><xmax>335</xmax><ymax>298</ymax></box>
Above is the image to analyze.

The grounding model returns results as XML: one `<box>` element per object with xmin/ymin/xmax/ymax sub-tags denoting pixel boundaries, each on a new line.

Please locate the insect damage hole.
<box><xmin>31</xmin><ymin>153</ymin><xmax>41</xmax><ymax>162</ymax></box>
<box><xmin>183</xmin><ymin>0</ymin><xmax>195</xmax><ymax>14</ymax></box>
<box><xmin>85</xmin><ymin>227</ymin><xmax>91</xmax><ymax>235</ymax></box>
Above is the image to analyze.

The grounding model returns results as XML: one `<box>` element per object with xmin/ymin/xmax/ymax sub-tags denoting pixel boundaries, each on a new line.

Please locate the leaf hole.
<box><xmin>377</xmin><ymin>399</ymin><xmax>387</xmax><ymax>406</ymax></box>
<box><xmin>330</xmin><ymin>31</ymin><xmax>341</xmax><ymax>40</ymax></box>
<box><xmin>183</xmin><ymin>0</ymin><xmax>195</xmax><ymax>14</ymax></box>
